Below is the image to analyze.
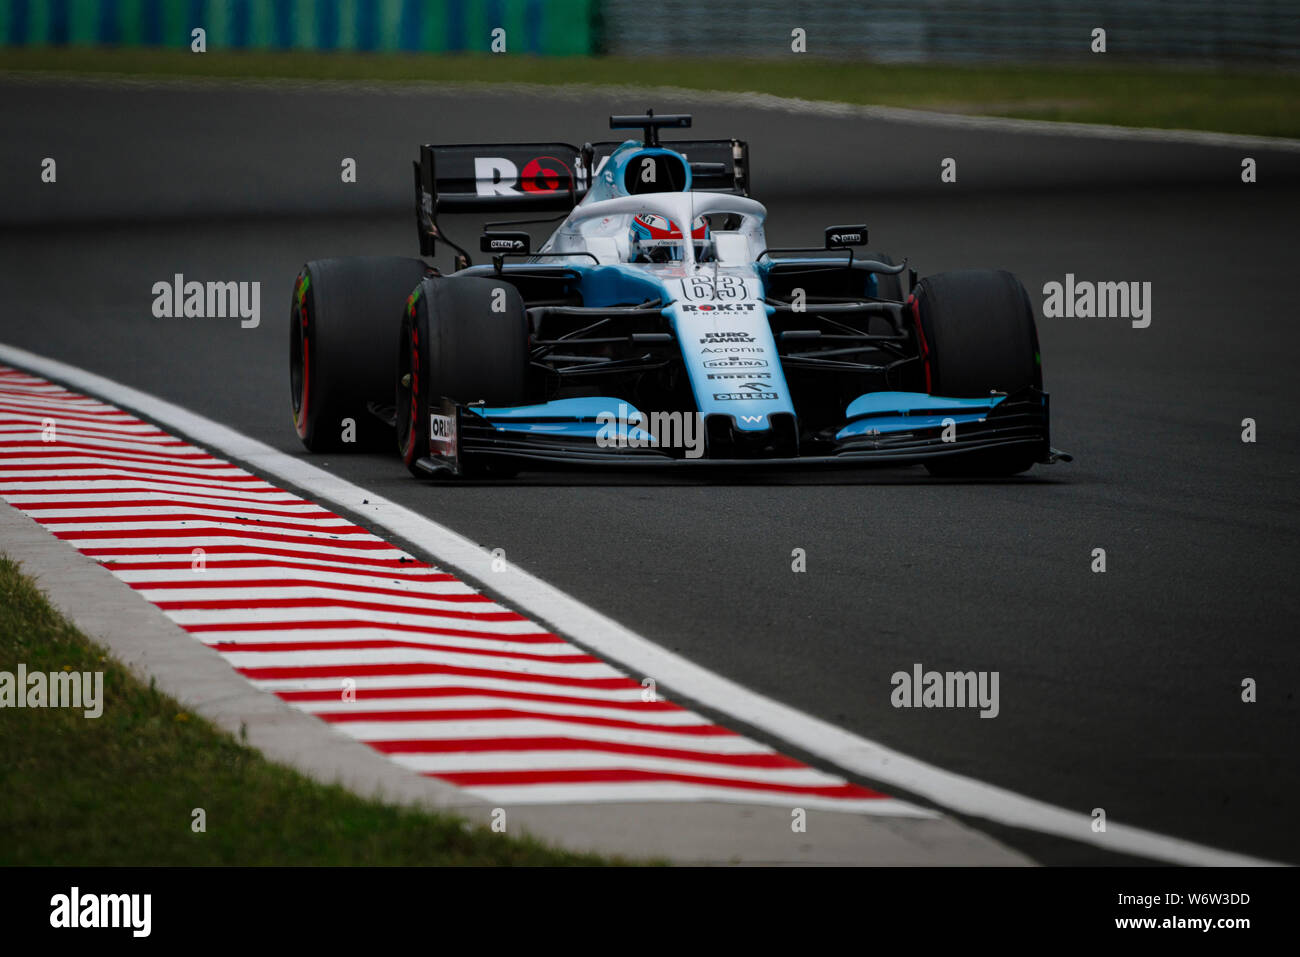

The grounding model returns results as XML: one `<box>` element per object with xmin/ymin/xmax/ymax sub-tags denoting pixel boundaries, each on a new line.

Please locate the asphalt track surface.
<box><xmin>3</xmin><ymin>77</ymin><xmax>1299</xmax><ymax>865</ymax></box>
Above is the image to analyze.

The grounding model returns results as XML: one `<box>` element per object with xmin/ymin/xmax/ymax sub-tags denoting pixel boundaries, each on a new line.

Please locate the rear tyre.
<box><xmin>396</xmin><ymin>276</ymin><xmax>530</xmax><ymax>478</ymax></box>
<box><xmin>290</xmin><ymin>256</ymin><xmax>429</xmax><ymax>452</ymax></box>
<box><xmin>911</xmin><ymin>269</ymin><xmax>1042</xmax><ymax>477</ymax></box>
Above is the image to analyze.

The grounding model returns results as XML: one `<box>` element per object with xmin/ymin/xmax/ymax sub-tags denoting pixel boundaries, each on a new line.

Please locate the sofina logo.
<box><xmin>704</xmin><ymin>358</ymin><xmax>767</xmax><ymax>369</ymax></box>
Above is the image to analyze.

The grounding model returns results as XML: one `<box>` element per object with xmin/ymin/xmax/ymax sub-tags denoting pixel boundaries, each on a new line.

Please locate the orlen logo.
<box><xmin>489</xmin><ymin>238</ymin><xmax>525</xmax><ymax>251</ymax></box>
<box><xmin>475</xmin><ymin>156</ymin><xmax>574</xmax><ymax>196</ymax></box>
<box><xmin>430</xmin><ymin>413</ymin><xmax>456</xmax><ymax>454</ymax></box>
<box><xmin>829</xmin><ymin>232</ymin><xmax>862</xmax><ymax>245</ymax></box>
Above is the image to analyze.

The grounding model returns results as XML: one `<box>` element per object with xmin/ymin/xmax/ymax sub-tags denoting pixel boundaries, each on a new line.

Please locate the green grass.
<box><xmin>0</xmin><ymin>555</ymin><xmax>616</xmax><ymax>865</ymax></box>
<box><xmin>3</xmin><ymin>47</ymin><xmax>1299</xmax><ymax>138</ymax></box>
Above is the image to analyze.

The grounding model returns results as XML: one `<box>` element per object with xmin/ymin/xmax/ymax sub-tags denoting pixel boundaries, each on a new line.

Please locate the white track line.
<box><xmin>0</xmin><ymin>342</ymin><xmax>1281</xmax><ymax>866</ymax></box>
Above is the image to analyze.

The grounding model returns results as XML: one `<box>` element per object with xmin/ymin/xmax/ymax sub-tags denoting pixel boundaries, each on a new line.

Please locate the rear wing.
<box><xmin>414</xmin><ymin>137</ymin><xmax>749</xmax><ymax>257</ymax></box>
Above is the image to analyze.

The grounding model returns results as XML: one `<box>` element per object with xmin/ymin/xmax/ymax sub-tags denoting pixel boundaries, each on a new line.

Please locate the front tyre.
<box><xmin>396</xmin><ymin>276</ymin><xmax>529</xmax><ymax>477</ymax></box>
<box><xmin>911</xmin><ymin>269</ymin><xmax>1043</xmax><ymax>477</ymax></box>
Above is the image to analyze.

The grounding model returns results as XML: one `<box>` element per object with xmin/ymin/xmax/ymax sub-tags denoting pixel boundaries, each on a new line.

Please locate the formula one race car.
<box><xmin>289</xmin><ymin>110</ymin><xmax>1068</xmax><ymax>477</ymax></box>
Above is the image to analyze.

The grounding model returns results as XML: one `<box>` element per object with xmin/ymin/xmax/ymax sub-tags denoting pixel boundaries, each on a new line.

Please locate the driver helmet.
<box><xmin>629</xmin><ymin>212</ymin><xmax>709</xmax><ymax>262</ymax></box>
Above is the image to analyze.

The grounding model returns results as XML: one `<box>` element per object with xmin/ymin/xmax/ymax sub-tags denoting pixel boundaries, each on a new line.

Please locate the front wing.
<box><xmin>409</xmin><ymin>389</ymin><xmax>1068</xmax><ymax>475</ymax></box>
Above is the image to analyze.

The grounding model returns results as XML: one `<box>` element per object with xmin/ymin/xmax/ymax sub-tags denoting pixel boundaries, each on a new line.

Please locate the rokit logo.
<box><xmin>474</xmin><ymin>155</ymin><xmax>579</xmax><ymax>196</ymax></box>
<box><xmin>704</xmin><ymin>357</ymin><xmax>767</xmax><ymax>369</ymax></box>
<box><xmin>699</xmin><ymin>332</ymin><xmax>756</xmax><ymax>344</ymax></box>
<box><xmin>713</xmin><ymin>392</ymin><xmax>779</xmax><ymax>401</ymax></box>
<box><xmin>682</xmin><ymin>303</ymin><xmax>757</xmax><ymax>313</ymax></box>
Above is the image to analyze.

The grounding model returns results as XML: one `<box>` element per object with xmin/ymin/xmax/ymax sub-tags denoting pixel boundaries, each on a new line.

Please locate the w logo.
<box><xmin>739</xmin><ymin>415</ymin><xmax>766</xmax><ymax>425</ymax></box>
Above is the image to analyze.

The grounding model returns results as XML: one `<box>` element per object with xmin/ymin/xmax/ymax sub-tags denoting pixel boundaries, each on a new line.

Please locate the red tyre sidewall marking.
<box><xmin>908</xmin><ymin>294</ymin><xmax>933</xmax><ymax>394</ymax></box>
<box><xmin>293</xmin><ymin>274</ymin><xmax>311</xmax><ymax>440</ymax></box>
<box><xmin>401</xmin><ymin>298</ymin><xmax>420</xmax><ymax>467</ymax></box>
